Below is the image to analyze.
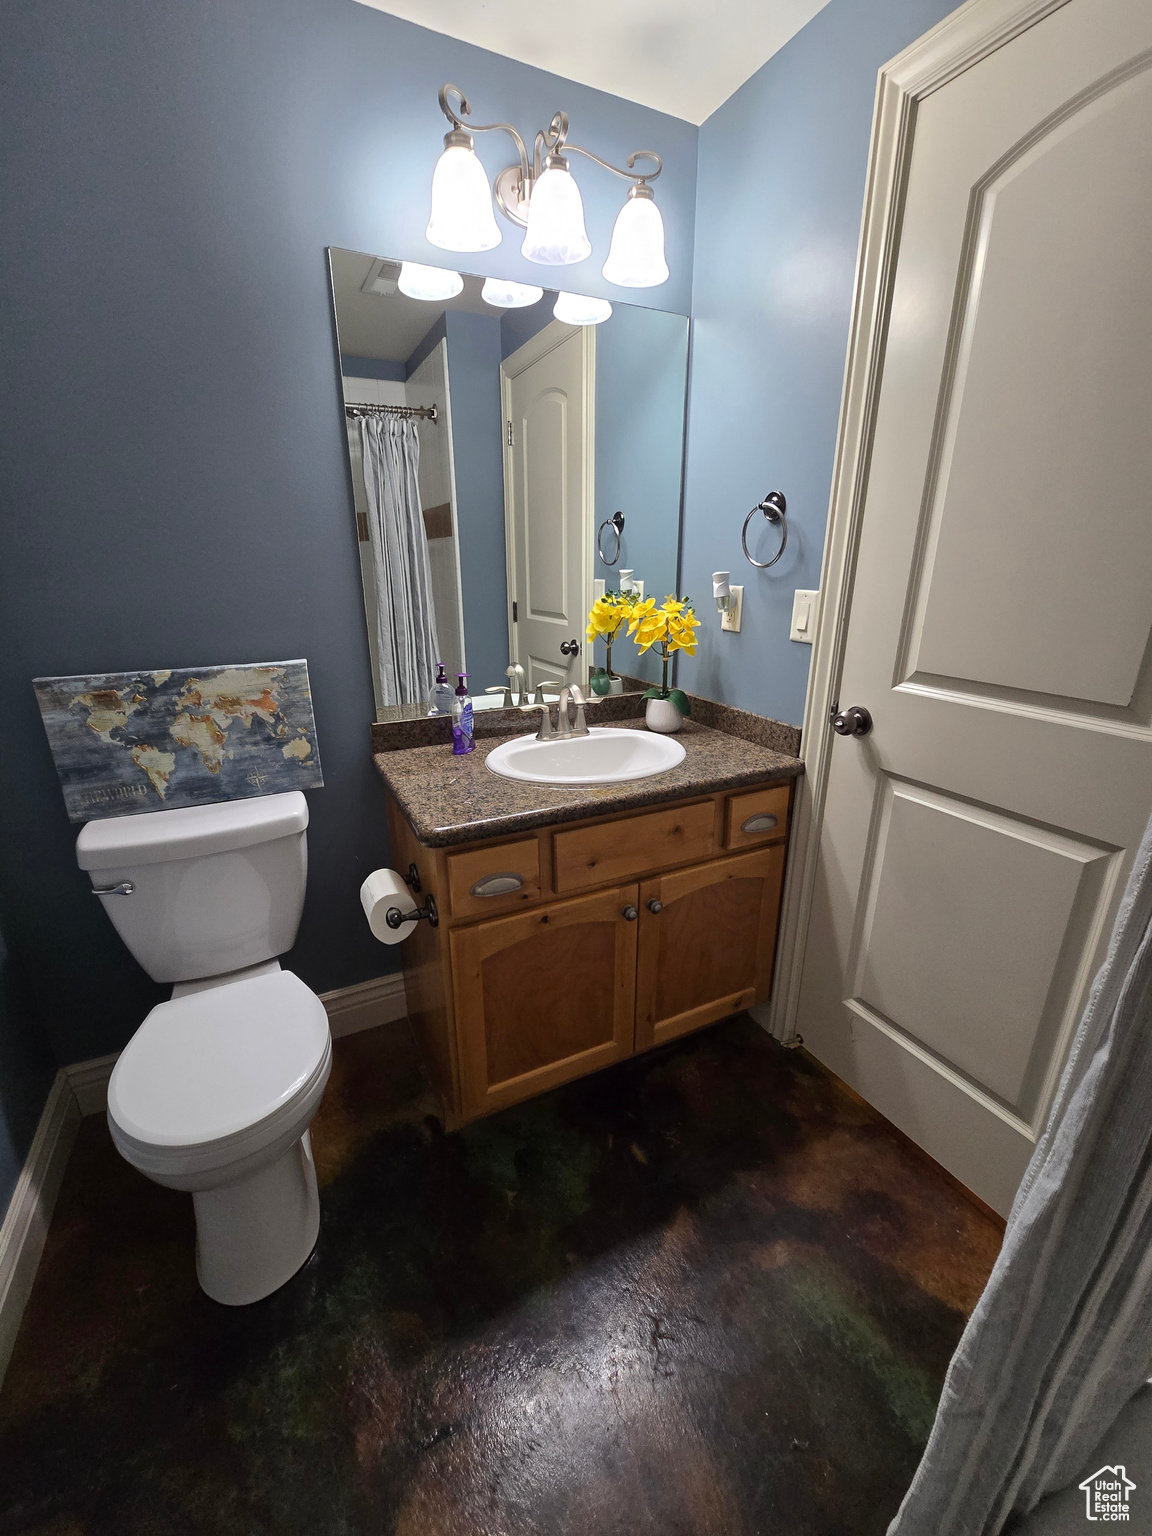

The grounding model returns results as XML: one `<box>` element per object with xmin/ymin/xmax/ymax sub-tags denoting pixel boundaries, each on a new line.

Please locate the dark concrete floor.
<box><xmin>0</xmin><ymin>1016</ymin><xmax>1003</xmax><ymax>1536</ymax></box>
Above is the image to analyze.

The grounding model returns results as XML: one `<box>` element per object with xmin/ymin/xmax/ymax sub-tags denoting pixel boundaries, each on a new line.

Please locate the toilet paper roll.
<box><xmin>361</xmin><ymin>868</ymin><xmax>418</xmax><ymax>945</ymax></box>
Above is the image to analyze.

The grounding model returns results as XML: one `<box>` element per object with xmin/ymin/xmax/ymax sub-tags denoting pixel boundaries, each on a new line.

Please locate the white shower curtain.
<box><xmin>358</xmin><ymin>414</ymin><xmax>441</xmax><ymax>708</ymax></box>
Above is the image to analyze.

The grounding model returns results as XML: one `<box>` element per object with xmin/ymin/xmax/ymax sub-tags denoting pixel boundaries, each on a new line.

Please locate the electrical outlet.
<box><xmin>721</xmin><ymin>585</ymin><xmax>744</xmax><ymax>633</ymax></box>
<box><xmin>790</xmin><ymin>589</ymin><xmax>819</xmax><ymax>643</ymax></box>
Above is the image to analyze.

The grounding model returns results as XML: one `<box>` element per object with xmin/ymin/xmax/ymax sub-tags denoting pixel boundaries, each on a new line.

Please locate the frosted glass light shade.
<box><xmin>481</xmin><ymin>278</ymin><xmax>544</xmax><ymax>309</ymax></box>
<box><xmin>397</xmin><ymin>262</ymin><xmax>464</xmax><ymax>301</ymax></box>
<box><xmin>426</xmin><ymin>143</ymin><xmax>501</xmax><ymax>253</ymax></box>
<box><xmin>601</xmin><ymin>191</ymin><xmax>669</xmax><ymax>287</ymax></box>
<box><xmin>554</xmin><ymin>291</ymin><xmax>612</xmax><ymax>326</ymax></box>
<box><xmin>521</xmin><ymin>164</ymin><xmax>591</xmax><ymax>265</ymax></box>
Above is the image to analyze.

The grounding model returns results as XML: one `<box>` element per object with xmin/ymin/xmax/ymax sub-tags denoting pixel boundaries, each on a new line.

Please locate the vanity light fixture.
<box><xmin>397</xmin><ymin>261</ymin><xmax>463</xmax><ymax>302</ymax></box>
<box><xmin>426</xmin><ymin>85</ymin><xmax>668</xmax><ymax>287</ymax></box>
<box><xmin>480</xmin><ymin>277</ymin><xmax>543</xmax><ymax>309</ymax></box>
<box><xmin>554</xmin><ymin>291</ymin><xmax>612</xmax><ymax>326</ymax></box>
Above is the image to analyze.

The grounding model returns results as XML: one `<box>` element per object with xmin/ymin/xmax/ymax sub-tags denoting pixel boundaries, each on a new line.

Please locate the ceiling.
<box><xmin>352</xmin><ymin>0</ymin><xmax>830</xmax><ymax>125</ymax></box>
<box><xmin>330</xmin><ymin>248</ymin><xmax>504</xmax><ymax>361</ymax></box>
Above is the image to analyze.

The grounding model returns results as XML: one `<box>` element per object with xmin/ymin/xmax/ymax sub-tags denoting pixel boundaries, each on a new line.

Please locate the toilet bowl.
<box><xmin>77</xmin><ymin>792</ymin><xmax>333</xmax><ymax>1305</ymax></box>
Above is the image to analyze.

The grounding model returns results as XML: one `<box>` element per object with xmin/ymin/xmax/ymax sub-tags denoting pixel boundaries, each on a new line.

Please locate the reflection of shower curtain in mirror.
<box><xmin>358</xmin><ymin>416</ymin><xmax>441</xmax><ymax>707</ymax></box>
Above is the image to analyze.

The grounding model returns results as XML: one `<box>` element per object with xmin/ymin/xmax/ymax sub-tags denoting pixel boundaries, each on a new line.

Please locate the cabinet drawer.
<box><xmin>724</xmin><ymin>783</ymin><xmax>790</xmax><ymax>851</ymax></box>
<box><xmin>553</xmin><ymin>800</ymin><xmax>716</xmax><ymax>894</ymax></box>
<box><xmin>447</xmin><ymin>837</ymin><xmax>541</xmax><ymax>919</ymax></box>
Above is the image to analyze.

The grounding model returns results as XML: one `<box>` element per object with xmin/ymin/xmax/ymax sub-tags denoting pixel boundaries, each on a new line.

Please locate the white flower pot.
<box><xmin>645</xmin><ymin>696</ymin><xmax>684</xmax><ymax>734</ymax></box>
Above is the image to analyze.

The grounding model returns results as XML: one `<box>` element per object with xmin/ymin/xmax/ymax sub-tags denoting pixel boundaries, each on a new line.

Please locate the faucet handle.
<box><xmin>532</xmin><ymin>681</ymin><xmax>563</xmax><ymax>705</ymax></box>
<box><xmin>518</xmin><ymin>703</ymin><xmax>554</xmax><ymax>741</ymax></box>
<box><xmin>486</xmin><ymin>686</ymin><xmax>515</xmax><ymax>708</ymax></box>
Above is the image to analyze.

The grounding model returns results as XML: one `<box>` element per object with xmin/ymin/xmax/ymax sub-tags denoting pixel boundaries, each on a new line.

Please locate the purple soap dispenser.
<box><xmin>451</xmin><ymin>673</ymin><xmax>474</xmax><ymax>755</ymax></box>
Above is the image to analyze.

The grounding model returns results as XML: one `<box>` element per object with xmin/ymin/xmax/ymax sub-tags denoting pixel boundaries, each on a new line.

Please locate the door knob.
<box><xmin>832</xmin><ymin>705</ymin><xmax>872</xmax><ymax>737</ymax></box>
<box><xmin>559</xmin><ymin>638</ymin><xmax>580</xmax><ymax>656</ymax></box>
<box><xmin>621</xmin><ymin>905</ymin><xmax>638</xmax><ymax>921</ymax></box>
<box><xmin>647</xmin><ymin>898</ymin><xmax>663</xmax><ymax>914</ymax></box>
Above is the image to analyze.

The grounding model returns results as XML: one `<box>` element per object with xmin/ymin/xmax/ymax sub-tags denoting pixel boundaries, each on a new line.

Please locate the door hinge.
<box><xmin>512</xmin><ymin>601</ymin><xmax>518</xmax><ymax>623</ymax></box>
<box><xmin>506</xmin><ymin>420</ymin><xmax>514</xmax><ymax>447</ymax></box>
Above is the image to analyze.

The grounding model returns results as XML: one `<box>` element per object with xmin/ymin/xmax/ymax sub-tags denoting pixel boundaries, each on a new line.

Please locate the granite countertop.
<box><xmin>374</xmin><ymin>717</ymin><xmax>803</xmax><ymax>849</ymax></box>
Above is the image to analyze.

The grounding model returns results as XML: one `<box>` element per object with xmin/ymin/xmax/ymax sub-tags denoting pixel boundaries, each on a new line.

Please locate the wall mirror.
<box><xmin>327</xmin><ymin>248</ymin><xmax>690</xmax><ymax>720</ymax></box>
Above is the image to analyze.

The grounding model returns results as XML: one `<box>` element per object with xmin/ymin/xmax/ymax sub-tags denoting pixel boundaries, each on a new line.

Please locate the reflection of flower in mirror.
<box><xmin>586</xmin><ymin>592</ymin><xmax>631</xmax><ymax>645</ymax></box>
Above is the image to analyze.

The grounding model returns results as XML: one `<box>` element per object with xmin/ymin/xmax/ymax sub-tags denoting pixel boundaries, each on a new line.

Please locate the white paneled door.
<box><xmin>794</xmin><ymin>0</ymin><xmax>1152</xmax><ymax>1215</ymax></box>
<box><xmin>502</xmin><ymin>322</ymin><xmax>594</xmax><ymax>692</ymax></box>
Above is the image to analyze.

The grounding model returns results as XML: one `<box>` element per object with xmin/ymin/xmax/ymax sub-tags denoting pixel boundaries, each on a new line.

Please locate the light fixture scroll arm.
<box><xmin>437</xmin><ymin>83</ymin><xmax>531</xmax><ymax>187</ymax></box>
<box><xmin>562</xmin><ymin>144</ymin><xmax>663</xmax><ymax>184</ymax></box>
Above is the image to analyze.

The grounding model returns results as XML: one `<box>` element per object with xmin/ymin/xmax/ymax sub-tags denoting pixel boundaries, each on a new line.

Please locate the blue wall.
<box><xmin>342</xmin><ymin>354</ymin><xmax>405</xmax><ymax>382</ymax></box>
<box><xmin>593</xmin><ymin>307</ymin><xmax>690</xmax><ymax>686</ymax></box>
<box><xmin>0</xmin><ymin>927</ymin><xmax>57</xmax><ymax>1219</ymax></box>
<box><xmin>0</xmin><ymin>0</ymin><xmax>697</xmax><ymax>1067</ymax></box>
<box><xmin>442</xmin><ymin>311</ymin><xmax>509</xmax><ymax>691</ymax></box>
<box><xmin>679</xmin><ymin>0</ymin><xmax>957</xmax><ymax>725</ymax></box>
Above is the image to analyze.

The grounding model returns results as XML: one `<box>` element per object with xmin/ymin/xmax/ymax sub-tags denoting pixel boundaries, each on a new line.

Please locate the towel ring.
<box><xmin>741</xmin><ymin>491</ymin><xmax>788</xmax><ymax>569</ymax></box>
<box><xmin>597</xmin><ymin>510</ymin><xmax>625</xmax><ymax>566</ymax></box>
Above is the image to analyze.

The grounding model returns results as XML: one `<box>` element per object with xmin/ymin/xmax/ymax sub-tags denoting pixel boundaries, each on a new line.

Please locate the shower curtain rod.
<box><xmin>345</xmin><ymin>401</ymin><xmax>438</xmax><ymax>423</ymax></box>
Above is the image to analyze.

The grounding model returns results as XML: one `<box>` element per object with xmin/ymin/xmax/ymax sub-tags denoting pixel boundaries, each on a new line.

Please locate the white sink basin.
<box><xmin>486</xmin><ymin>726</ymin><xmax>685</xmax><ymax>785</ymax></box>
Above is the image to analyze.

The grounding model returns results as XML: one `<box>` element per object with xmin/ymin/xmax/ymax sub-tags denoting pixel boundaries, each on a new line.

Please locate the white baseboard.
<box><xmin>62</xmin><ymin>972</ymin><xmax>410</xmax><ymax>1118</ymax></box>
<box><xmin>64</xmin><ymin>1052</ymin><xmax>120</xmax><ymax>1117</ymax></box>
<box><xmin>0</xmin><ymin>1072</ymin><xmax>81</xmax><ymax>1389</ymax></box>
<box><xmin>320</xmin><ymin>971</ymin><xmax>408</xmax><ymax>1040</ymax></box>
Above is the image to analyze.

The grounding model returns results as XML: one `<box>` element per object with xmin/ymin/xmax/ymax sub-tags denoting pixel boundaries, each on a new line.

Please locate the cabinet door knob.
<box><xmin>647</xmin><ymin>898</ymin><xmax>663</xmax><ymax>914</ymax></box>
<box><xmin>621</xmin><ymin>905</ymin><xmax>638</xmax><ymax>921</ymax></box>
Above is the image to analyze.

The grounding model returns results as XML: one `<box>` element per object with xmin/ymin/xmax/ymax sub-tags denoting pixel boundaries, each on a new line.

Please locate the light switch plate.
<box><xmin>721</xmin><ymin>585</ymin><xmax>744</xmax><ymax>633</ymax></box>
<box><xmin>593</xmin><ymin>579</ymin><xmax>606</xmax><ymax>601</ymax></box>
<box><xmin>790</xmin><ymin>589</ymin><xmax>819</xmax><ymax>643</ymax></box>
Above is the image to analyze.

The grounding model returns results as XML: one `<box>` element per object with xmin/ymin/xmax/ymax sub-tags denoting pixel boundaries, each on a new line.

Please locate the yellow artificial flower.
<box><xmin>586</xmin><ymin>592</ymin><xmax>632</xmax><ymax>644</ymax></box>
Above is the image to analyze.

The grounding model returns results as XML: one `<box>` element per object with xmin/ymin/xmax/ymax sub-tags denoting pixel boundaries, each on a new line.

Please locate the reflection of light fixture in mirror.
<box><xmin>426</xmin><ymin>131</ymin><xmax>502</xmax><ymax>252</ymax></box>
<box><xmin>427</xmin><ymin>85</ymin><xmax>667</xmax><ymax>282</ymax></box>
<box><xmin>602</xmin><ymin>184</ymin><xmax>669</xmax><ymax>287</ymax></box>
<box><xmin>481</xmin><ymin>277</ymin><xmax>543</xmax><ymax>309</ymax></box>
<box><xmin>521</xmin><ymin>157</ymin><xmax>591</xmax><ymax>265</ymax></box>
<box><xmin>397</xmin><ymin>262</ymin><xmax>464</xmax><ymax>301</ymax></box>
<box><xmin>554</xmin><ymin>291</ymin><xmax>612</xmax><ymax>326</ymax></box>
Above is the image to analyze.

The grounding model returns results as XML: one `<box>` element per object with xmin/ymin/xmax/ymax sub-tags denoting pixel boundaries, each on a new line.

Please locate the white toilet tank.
<box><xmin>77</xmin><ymin>792</ymin><xmax>309</xmax><ymax>984</ymax></box>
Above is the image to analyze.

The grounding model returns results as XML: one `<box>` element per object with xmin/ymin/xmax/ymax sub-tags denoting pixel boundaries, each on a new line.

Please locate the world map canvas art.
<box><xmin>34</xmin><ymin>660</ymin><xmax>323</xmax><ymax>823</ymax></box>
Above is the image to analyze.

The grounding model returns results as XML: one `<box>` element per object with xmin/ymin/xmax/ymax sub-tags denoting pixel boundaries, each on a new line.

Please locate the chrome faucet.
<box><xmin>556</xmin><ymin>683</ymin><xmax>593</xmax><ymax>738</ymax></box>
<box><xmin>506</xmin><ymin>663</ymin><xmax>528</xmax><ymax>707</ymax></box>
<box><xmin>519</xmin><ymin>683</ymin><xmax>596</xmax><ymax>742</ymax></box>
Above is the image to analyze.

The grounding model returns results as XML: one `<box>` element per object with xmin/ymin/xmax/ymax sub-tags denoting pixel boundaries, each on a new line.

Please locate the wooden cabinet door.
<box><xmin>635</xmin><ymin>846</ymin><xmax>785</xmax><ymax>1052</ymax></box>
<box><xmin>451</xmin><ymin>884</ymin><xmax>639</xmax><ymax>1118</ymax></box>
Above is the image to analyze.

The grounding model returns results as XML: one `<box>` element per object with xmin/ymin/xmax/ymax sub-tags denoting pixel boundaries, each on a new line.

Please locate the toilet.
<box><xmin>76</xmin><ymin>791</ymin><xmax>332</xmax><ymax>1306</ymax></box>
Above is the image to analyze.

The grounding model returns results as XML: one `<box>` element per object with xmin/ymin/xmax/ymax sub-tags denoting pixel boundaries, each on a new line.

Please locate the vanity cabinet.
<box><xmin>451</xmin><ymin>885</ymin><xmax>639</xmax><ymax>1115</ymax></box>
<box><xmin>385</xmin><ymin>778</ymin><xmax>794</xmax><ymax>1128</ymax></box>
<box><xmin>635</xmin><ymin>845</ymin><xmax>786</xmax><ymax>1052</ymax></box>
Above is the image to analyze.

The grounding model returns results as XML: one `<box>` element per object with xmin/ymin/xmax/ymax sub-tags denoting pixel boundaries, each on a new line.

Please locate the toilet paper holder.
<box><xmin>387</xmin><ymin>863</ymin><xmax>439</xmax><ymax>930</ymax></box>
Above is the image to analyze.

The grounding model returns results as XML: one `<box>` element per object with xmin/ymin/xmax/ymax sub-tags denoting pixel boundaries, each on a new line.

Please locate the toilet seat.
<box><xmin>108</xmin><ymin>969</ymin><xmax>331</xmax><ymax>1179</ymax></box>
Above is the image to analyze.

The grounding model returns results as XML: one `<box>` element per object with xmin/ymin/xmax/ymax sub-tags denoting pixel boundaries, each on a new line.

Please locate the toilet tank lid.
<box><xmin>77</xmin><ymin>791</ymin><xmax>309</xmax><ymax>871</ymax></box>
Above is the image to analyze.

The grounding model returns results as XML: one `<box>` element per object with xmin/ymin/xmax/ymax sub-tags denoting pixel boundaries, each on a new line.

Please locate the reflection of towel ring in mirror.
<box><xmin>741</xmin><ymin>491</ymin><xmax>788</xmax><ymax>569</ymax></box>
<box><xmin>597</xmin><ymin>510</ymin><xmax>625</xmax><ymax>566</ymax></box>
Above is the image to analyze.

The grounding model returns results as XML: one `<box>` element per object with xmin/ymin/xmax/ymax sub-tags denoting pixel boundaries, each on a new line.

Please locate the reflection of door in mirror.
<box><xmin>502</xmin><ymin>323</ymin><xmax>593</xmax><ymax>692</ymax></box>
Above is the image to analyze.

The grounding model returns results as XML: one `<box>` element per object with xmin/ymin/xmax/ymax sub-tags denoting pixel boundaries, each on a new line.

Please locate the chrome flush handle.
<box><xmin>92</xmin><ymin>881</ymin><xmax>135</xmax><ymax>897</ymax></box>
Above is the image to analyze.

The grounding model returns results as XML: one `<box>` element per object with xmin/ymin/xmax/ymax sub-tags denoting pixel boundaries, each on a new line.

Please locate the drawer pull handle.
<box><xmin>470</xmin><ymin>872</ymin><xmax>525</xmax><ymax>899</ymax></box>
<box><xmin>622</xmin><ymin>905</ymin><xmax>638</xmax><ymax>921</ymax></box>
<box><xmin>647</xmin><ymin>898</ymin><xmax>663</xmax><ymax>914</ymax></box>
<box><xmin>741</xmin><ymin>812</ymin><xmax>779</xmax><ymax>834</ymax></box>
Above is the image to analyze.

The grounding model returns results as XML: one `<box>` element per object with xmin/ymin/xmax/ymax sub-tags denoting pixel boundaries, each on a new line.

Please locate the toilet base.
<box><xmin>193</xmin><ymin>1130</ymin><xmax>320</xmax><ymax>1306</ymax></box>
